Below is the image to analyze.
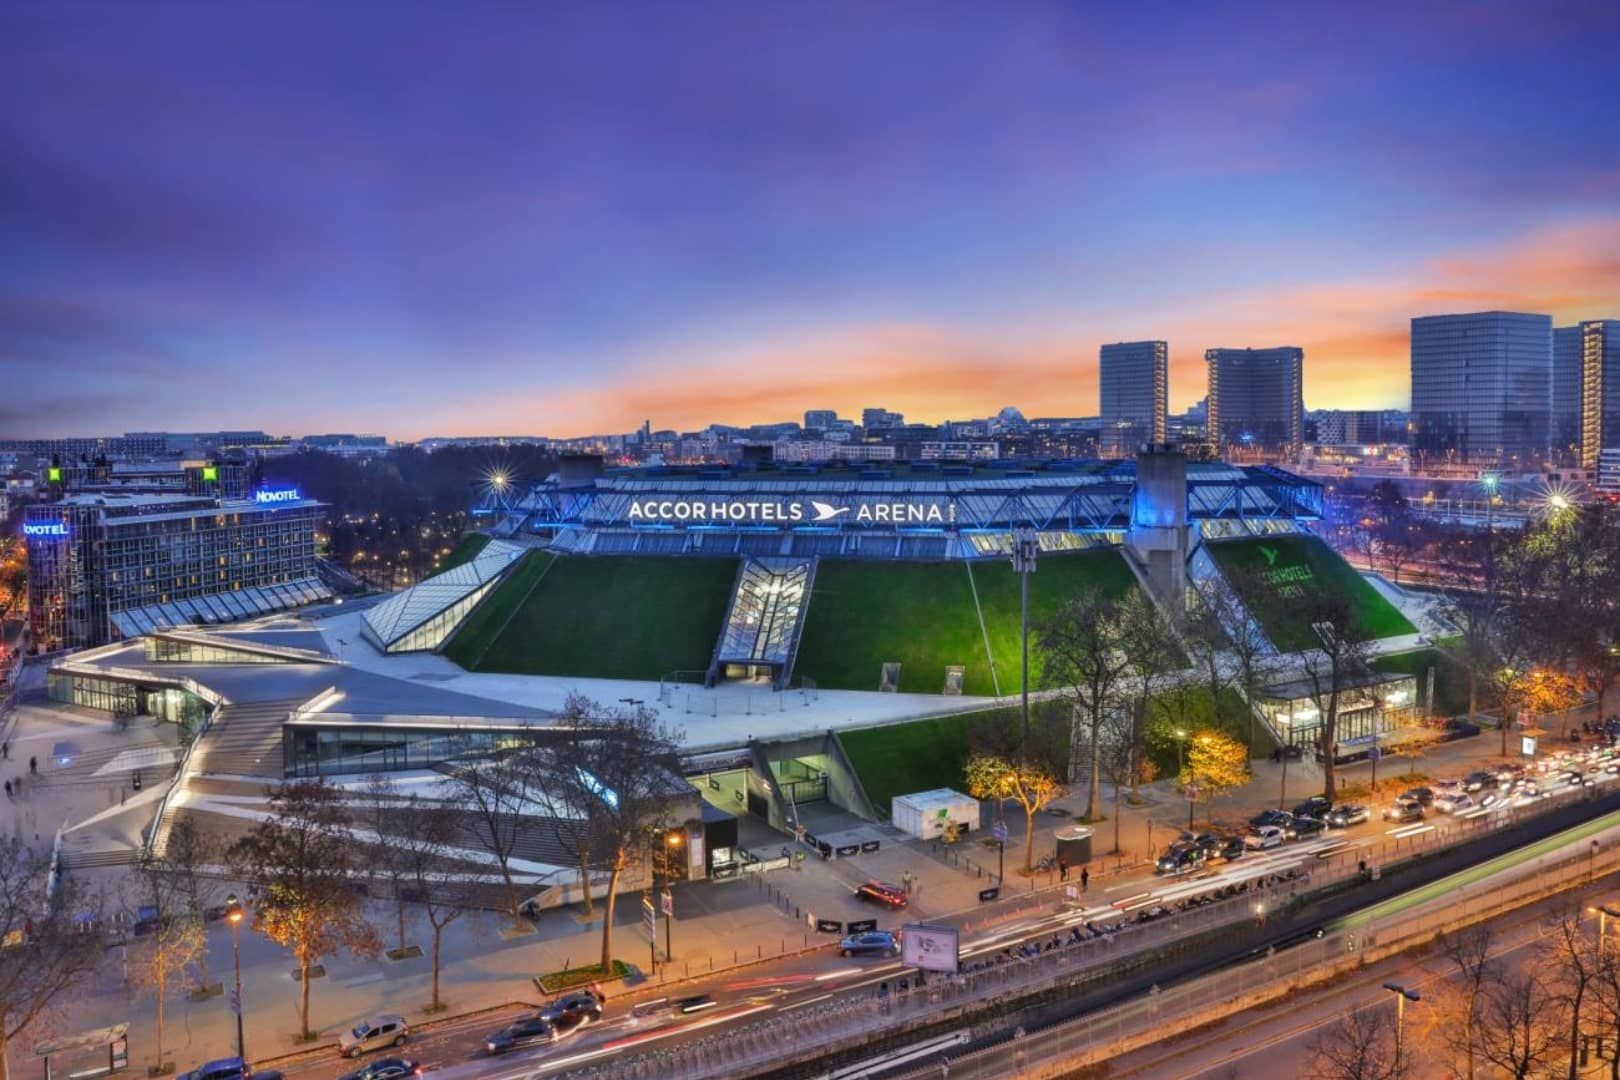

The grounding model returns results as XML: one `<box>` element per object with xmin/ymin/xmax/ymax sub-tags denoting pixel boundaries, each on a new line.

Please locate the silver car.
<box><xmin>339</xmin><ymin>1015</ymin><xmax>409</xmax><ymax>1059</ymax></box>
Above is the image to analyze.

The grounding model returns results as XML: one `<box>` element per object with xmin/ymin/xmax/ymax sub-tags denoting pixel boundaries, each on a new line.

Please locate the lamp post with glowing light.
<box><xmin>1383</xmin><ymin>983</ymin><xmax>1420</xmax><ymax>1065</ymax></box>
<box><xmin>1591</xmin><ymin>904</ymin><xmax>1620</xmax><ymax>953</ymax></box>
<box><xmin>661</xmin><ymin>831</ymin><xmax>683</xmax><ymax>962</ymax></box>
<box><xmin>225</xmin><ymin>893</ymin><xmax>246</xmax><ymax>1061</ymax></box>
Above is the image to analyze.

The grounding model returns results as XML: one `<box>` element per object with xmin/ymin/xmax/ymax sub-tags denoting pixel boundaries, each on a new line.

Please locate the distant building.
<box><xmin>1099</xmin><ymin>341</ymin><xmax>1169</xmax><ymax>456</ymax></box>
<box><xmin>917</xmin><ymin>441</ymin><xmax>1000</xmax><ymax>462</ymax></box>
<box><xmin>1553</xmin><ymin>325</ymin><xmax>1585</xmax><ymax>461</ymax></box>
<box><xmin>25</xmin><ymin>486</ymin><xmax>328</xmax><ymax>650</ymax></box>
<box><xmin>1410</xmin><ymin>311</ymin><xmax>1551</xmax><ymax>464</ymax></box>
<box><xmin>862</xmin><ymin>408</ymin><xmax>904</xmax><ymax>431</ymax></box>
<box><xmin>1205</xmin><ymin>347</ymin><xmax>1304</xmax><ymax>460</ymax></box>
<box><xmin>770</xmin><ymin>441</ymin><xmax>897</xmax><ymax>464</ymax></box>
<box><xmin>803</xmin><ymin>410</ymin><xmax>839</xmax><ymax>432</ymax></box>
<box><xmin>302</xmin><ymin>433</ymin><xmax>388</xmax><ymax>457</ymax></box>
<box><xmin>1598</xmin><ymin>448</ymin><xmax>1620</xmax><ymax>497</ymax></box>
<box><xmin>1571</xmin><ymin>320</ymin><xmax>1620</xmax><ymax>469</ymax></box>
<box><xmin>1313</xmin><ymin>410</ymin><xmax>1385</xmax><ymax>446</ymax></box>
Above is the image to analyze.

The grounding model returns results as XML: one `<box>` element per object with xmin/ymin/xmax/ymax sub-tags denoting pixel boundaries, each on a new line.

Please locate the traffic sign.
<box><xmin>992</xmin><ymin>820</ymin><xmax>1008</xmax><ymax>844</ymax></box>
<box><xmin>660</xmin><ymin>889</ymin><xmax>673</xmax><ymax>918</ymax></box>
<box><xmin>229</xmin><ymin>989</ymin><xmax>241</xmax><ymax>1015</ymax></box>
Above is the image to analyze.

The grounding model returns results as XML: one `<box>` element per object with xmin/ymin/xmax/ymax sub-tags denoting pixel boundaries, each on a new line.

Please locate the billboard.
<box><xmin>901</xmin><ymin>923</ymin><xmax>960</xmax><ymax>974</ymax></box>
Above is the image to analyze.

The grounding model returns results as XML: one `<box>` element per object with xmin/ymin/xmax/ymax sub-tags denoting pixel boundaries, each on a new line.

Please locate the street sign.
<box><xmin>229</xmin><ymin>990</ymin><xmax>240</xmax><ymax>1015</ymax></box>
<box><xmin>642</xmin><ymin>896</ymin><xmax>656</xmax><ymax>940</ymax></box>
<box><xmin>660</xmin><ymin>889</ymin><xmax>673</xmax><ymax>918</ymax></box>
<box><xmin>1368</xmin><ymin>746</ymin><xmax>1382</xmax><ymax>761</ymax></box>
<box><xmin>901</xmin><ymin>923</ymin><xmax>960</xmax><ymax>973</ymax></box>
<box><xmin>992</xmin><ymin>820</ymin><xmax>1008</xmax><ymax>844</ymax></box>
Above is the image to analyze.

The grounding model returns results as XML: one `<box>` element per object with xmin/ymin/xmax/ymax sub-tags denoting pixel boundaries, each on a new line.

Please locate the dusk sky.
<box><xmin>4</xmin><ymin>2</ymin><xmax>1619</xmax><ymax>440</ymax></box>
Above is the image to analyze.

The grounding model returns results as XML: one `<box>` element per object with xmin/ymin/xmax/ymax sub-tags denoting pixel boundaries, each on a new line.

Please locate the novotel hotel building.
<box><xmin>25</xmin><ymin>487</ymin><xmax>329</xmax><ymax>651</ymax></box>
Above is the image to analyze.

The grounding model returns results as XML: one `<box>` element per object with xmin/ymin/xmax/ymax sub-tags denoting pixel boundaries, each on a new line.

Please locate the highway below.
<box><xmin>269</xmin><ymin>754</ymin><xmax>1620</xmax><ymax>1080</ymax></box>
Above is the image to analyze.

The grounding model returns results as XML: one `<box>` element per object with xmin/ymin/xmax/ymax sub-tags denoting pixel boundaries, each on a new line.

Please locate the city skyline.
<box><xmin>5</xmin><ymin>3</ymin><xmax>1619</xmax><ymax>440</ymax></box>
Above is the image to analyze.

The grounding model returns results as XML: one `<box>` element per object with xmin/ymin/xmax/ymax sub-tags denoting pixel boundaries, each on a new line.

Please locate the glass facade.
<box><xmin>1411</xmin><ymin>312</ymin><xmax>1552</xmax><ymax>464</ymax></box>
<box><xmin>145</xmin><ymin>637</ymin><xmax>294</xmax><ymax>664</ymax></box>
<box><xmin>381</xmin><ymin>578</ymin><xmax>502</xmax><ymax>654</ymax></box>
<box><xmin>1205</xmin><ymin>347</ymin><xmax>1304</xmax><ymax>461</ymax></box>
<box><xmin>1255</xmin><ymin>674</ymin><xmax>1418</xmax><ymax>751</ymax></box>
<box><xmin>1099</xmin><ymin>341</ymin><xmax>1169</xmax><ymax>456</ymax></box>
<box><xmin>46</xmin><ymin>671</ymin><xmax>211</xmax><ymax>734</ymax></box>
<box><xmin>285</xmin><ymin>725</ymin><xmax>539</xmax><ymax>778</ymax></box>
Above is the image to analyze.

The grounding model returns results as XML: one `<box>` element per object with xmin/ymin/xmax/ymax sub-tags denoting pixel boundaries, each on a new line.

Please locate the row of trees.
<box><xmin>1310</xmin><ymin>907</ymin><xmax>1620</xmax><ymax>1080</ymax></box>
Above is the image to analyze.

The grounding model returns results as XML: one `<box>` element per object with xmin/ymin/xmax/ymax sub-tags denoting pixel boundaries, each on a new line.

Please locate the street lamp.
<box><xmin>1383</xmin><ymin>983</ymin><xmax>1420</xmax><ymax>1064</ymax></box>
<box><xmin>225</xmin><ymin>893</ymin><xmax>246</xmax><ymax>1062</ymax></box>
<box><xmin>1011</xmin><ymin>530</ymin><xmax>1038</xmax><ymax>762</ymax></box>
<box><xmin>662</xmin><ymin>832</ymin><xmax>682</xmax><ymax>963</ymax></box>
<box><xmin>1591</xmin><ymin>905</ymin><xmax>1620</xmax><ymax>953</ymax></box>
<box><xmin>1380</xmin><ymin>984</ymin><xmax>1419</xmax><ymax>1062</ymax></box>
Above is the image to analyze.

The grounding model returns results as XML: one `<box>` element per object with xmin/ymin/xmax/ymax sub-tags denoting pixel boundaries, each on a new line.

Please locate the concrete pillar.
<box><xmin>1128</xmin><ymin>444</ymin><xmax>1190</xmax><ymax>618</ymax></box>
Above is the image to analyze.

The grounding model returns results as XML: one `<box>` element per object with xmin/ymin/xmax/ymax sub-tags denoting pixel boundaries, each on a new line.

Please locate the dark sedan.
<box><xmin>1292</xmin><ymin>796</ymin><xmax>1333</xmax><ymax>820</ymax></box>
<box><xmin>838</xmin><ymin>930</ymin><xmax>900</xmax><ymax>957</ymax></box>
<box><xmin>338</xmin><ymin>1060</ymin><xmax>420</xmax><ymax>1080</ymax></box>
<box><xmin>1248</xmin><ymin>809</ymin><xmax>1295</xmax><ymax>830</ymax></box>
<box><xmin>1325</xmin><ymin>804</ymin><xmax>1369</xmax><ymax>828</ymax></box>
<box><xmin>1382</xmin><ymin>801</ymin><xmax>1424</xmax><ymax>824</ymax></box>
<box><xmin>1285</xmin><ymin>816</ymin><xmax>1327</xmax><ymax>840</ymax></box>
<box><xmin>485</xmin><ymin>1018</ymin><xmax>558</xmax><ymax>1055</ymax></box>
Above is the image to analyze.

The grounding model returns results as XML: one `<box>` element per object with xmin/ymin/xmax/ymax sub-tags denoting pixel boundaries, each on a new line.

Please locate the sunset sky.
<box><xmin>4</xmin><ymin>2</ymin><xmax>1619</xmax><ymax>440</ymax></box>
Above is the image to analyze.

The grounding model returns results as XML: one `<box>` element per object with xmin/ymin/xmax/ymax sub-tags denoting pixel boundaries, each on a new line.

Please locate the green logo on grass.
<box><xmin>1260</xmin><ymin>545</ymin><xmax>1279</xmax><ymax>566</ymax></box>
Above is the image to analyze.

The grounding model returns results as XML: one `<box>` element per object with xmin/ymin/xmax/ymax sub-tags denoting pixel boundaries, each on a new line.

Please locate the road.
<box><xmin>269</xmin><ymin>752</ymin><xmax>1620</xmax><ymax>1080</ymax></box>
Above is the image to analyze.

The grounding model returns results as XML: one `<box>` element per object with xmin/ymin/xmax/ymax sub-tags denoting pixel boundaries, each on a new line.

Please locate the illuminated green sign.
<box><xmin>202</xmin><ymin>465</ymin><xmax>218</xmax><ymax>482</ymax></box>
<box><xmin>48</xmin><ymin>467</ymin><xmax>61</xmax><ymax>483</ymax></box>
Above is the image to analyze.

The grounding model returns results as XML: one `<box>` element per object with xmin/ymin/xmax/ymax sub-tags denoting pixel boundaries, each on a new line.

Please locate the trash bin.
<box><xmin>1054</xmin><ymin>825</ymin><xmax>1093</xmax><ymax>868</ymax></box>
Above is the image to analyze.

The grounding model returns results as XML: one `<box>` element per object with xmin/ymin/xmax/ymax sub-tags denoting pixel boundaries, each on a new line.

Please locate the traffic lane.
<box><xmin>273</xmin><ymin>1005</ymin><xmax>535</xmax><ymax>1080</ymax></box>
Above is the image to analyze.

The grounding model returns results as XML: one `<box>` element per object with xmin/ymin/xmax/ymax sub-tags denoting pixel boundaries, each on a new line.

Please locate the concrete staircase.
<box><xmin>191</xmin><ymin>698</ymin><xmax>304</xmax><ymax>779</ymax></box>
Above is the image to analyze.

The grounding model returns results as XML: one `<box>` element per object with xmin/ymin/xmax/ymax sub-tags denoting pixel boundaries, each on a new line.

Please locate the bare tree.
<box><xmin>357</xmin><ymin>775</ymin><xmax>415</xmax><ymax>956</ymax></box>
<box><xmin>1118</xmin><ymin>590</ymin><xmax>1182</xmax><ymax>801</ymax></box>
<box><xmin>130</xmin><ymin>845</ymin><xmax>209</xmax><ymax>1073</ymax></box>
<box><xmin>154</xmin><ymin>816</ymin><xmax>221</xmax><ymax>993</ymax></box>
<box><xmin>397</xmin><ymin>803</ymin><xmax>475</xmax><ymax>1012</ymax></box>
<box><xmin>1427</xmin><ymin>924</ymin><xmax>1498</xmax><ymax>1079</ymax></box>
<box><xmin>1185</xmin><ymin>569</ymin><xmax>1278</xmax><ymax>754</ymax></box>
<box><xmin>1037</xmin><ymin>589</ymin><xmax>1132</xmax><ymax>819</ymax></box>
<box><xmin>1544</xmin><ymin>904</ymin><xmax>1602</xmax><ymax>1080</ymax></box>
<box><xmin>0</xmin><ymin>837</ymin><xmax>103</xmax><ymax>1080</ymax></box>
<box><xmin>1585</xmin><ymin>935</ymin><xmax>1620</xmax><ymax>1080</ymax></box>
<box><xmin>549</xmin><ymin>701</ymin><xmax>686</xmax><ymax>974</ymax></box>
<box><xmin>1434</xmin><ymin>529</ymin><xmax>1506</xmax><ymax>724</ymax></box>
<box><xmin>1305</xmin><ymin>1004</ymin><xmax>1403</xmax><ymax>1080</ymax></box>
<box><xmin>226</xmin><ymin>782</ymin><xmax>382</xmax><ymax>1041</ymax></box>
<box><xmin>1477</xmin><ymin>971</ymin><xmax>1565</xmax><ymax>1080</ymax></box>
<box><xmin>445</xmin><ymin>747</ymin><xmax>533</xmax><ymax>918</ymax></box>
<box><xmin>534</xmin><ymin>692</ymin><xmax>611</xmax><ymax>916</ymax></box>
<box><xmin>1290</xmin><ymin>592</ymin><xmax>1379</xmax><ymax>800</ymax></box>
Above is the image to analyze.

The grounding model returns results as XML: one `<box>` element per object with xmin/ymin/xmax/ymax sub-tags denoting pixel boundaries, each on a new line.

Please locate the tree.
<box><xmin>1095</xmin><ymin>707</ymin><xmax>1153</xmax><ymax>856</ymax></box>
<box><xmin>1118</xmin><ymin>590</ymin><xmax>1182</xmax><ymax>801</ymax></box>
<box><xmin>1288</xmin><ymin>592</ymin><xmax>1379</xmax><ymax>799</ymax></box>
<box><xmin>445</xmin><ymin>746</ymin><xmax>533</xmax><ymax>918</ymax></box>
<box><xmin>356</xmin><ymin>775</ymin><xmax>414</xmax><ymax>956</ymax></box>
<box><xmin>397</xmin><ymin>803</ymin><xmax>474</xmax><ymax>1012</ymax></box>
<box><xmin>131</xmin><ymin>842</ymin><xmax>210</xmax><ymax>1073</ymax></box>
<box><xmin>226</xmin><ymin>782</ymin><xmax>381</xmax><ymax>1040</ymax></box>
<box><xmin>1544</xmin><ymin>905</ymin><xmax>1601</xmax><ymax>1080</ymax></box>
<box><xmin>548</xmin><ymin>701</ymin><xmax>686</xmax><ymax>974</ymax></box>
<box><xmin>153</xmin><ymin>815</ymin><xmax>221</xmax><ymax>993</ymax></box>
<box><xmin>0</xmin><ymin>838</ymin><xmax>103</xmax><ymax>1080</ymax></box>
<box><xmin>1435</xmin><ymin>529</ymin><xmax>1507</xmax><ymax>723</ymax></box>
<box><xmin>963</xmin><ymin>753</ymin><xmax>1066</xmax><ymax>872</ymax></box>
<box><xmin>1585</xmin><ymin>931</ymin><xmax>1620</xmax><ymax>1080</ymax></box>
<box><xmin>535</xmin><ymin>692</ymin><xmax>613</xmax><ymax>916</ymax></box>
<box><xmin>1424</xmin><ymin>925</ymin><xmax>1498</xmax><ymax>1080</ymax></box>
<box><xmin>1185</xmin><ymin>568</ymin><xmax>1279</xmax><ymax>754</ymax></box>
<box><xmin>1181</xmin><ymin>729</ymin><xmax>1249</xmax><ymax>827</ymax></box>
<box><xmin>1305</xmin><ymin>1004</ymin><xmax>1403</xmax><ymax>1080</ymax></box>
<box><xmin>1476</xmin><ymin>971</ymin><xmax>1564</xmax><ymax>1079</ymax></box>
<box><xmin>1037</xmin><ymin>589</ymin><xmax>1132</xmax><ymax>819</ymax></box>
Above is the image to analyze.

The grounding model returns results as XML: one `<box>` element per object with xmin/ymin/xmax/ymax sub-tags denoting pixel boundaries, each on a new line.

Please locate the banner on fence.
<box><xmin>815</xmin><ymin>918</ymin><xmax>843</xmax><ymax>934</ymax></box>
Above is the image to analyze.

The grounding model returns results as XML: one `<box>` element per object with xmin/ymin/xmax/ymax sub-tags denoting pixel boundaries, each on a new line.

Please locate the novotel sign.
<box><xmin>22</xmin><ymin>522</ymin><xmax>69</xmax><ymax>539</ymax></box>
<box><xmin>253</xmin><ymin>487</ymin><xmax>302</xmax><ymax>505</ymax></box>
<box><xmin>625</xmin><ymin>498</ymin><xmax>954</xmax><ymax>525</ymax></box>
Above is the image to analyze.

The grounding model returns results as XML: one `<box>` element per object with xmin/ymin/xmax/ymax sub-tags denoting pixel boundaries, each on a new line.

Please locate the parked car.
<box><xmin>1285</xmin><ymin>816</ymin><xmax>1327</xmax><ymax>840</ymax></box>
<box><xmin>1382</xmin><ymin>801</ymin><xmax>1424</xmax><ymax>824</ymax></box>
<box><xmin>179</xmin><ymin>1059</ymin><xmax>281</xmax><ymax>1080</ymax></box>
<box><xmin>1215</xmin><ymin>835</ymin><xmax>1246</xmax><ymax>861</ymax></box>
<box><xmin>1461</xmin><ymin>771</ymin><xmax>1498</xmax><ymax>793</ymax></box>
<box><xmin>1398</xmin><ymin>787</ymin><xmax>1435</xmax><ymax>807</ymax></box>
<box><xmin>340</xmin><ymin>1016</ymin><xmax>409</xmax><ymax>1059</ymax></box>
<box><xmin>485</xmin><ymin>1017</ymin><xmax>562</xmax><ymax>1055</ymax></box>
<box><xmin>337</xmin><ymin>1060</ymin><xmax>420</xmax><ymax>1080</ymax></box>
<box><xmin>1248</xmin><ymin>809</ymin><xmax>1295</xmax><ymax>830</ymax></box>
<box><xmin>839</xmin><ymin>930</ymin><xmax>901</xmax><ymax>958</ymax></box>
<box><xmin>1325</xmin><ymin>804</ymin><xmax>1370</xmax><ymax>828</ymax></box>
<box><xmin>1433</xmin><ymin>791</ymin><xmax>1476</xmax><ymax>814</ymax></box>
<box><xmin>855</xmin><ymin>881</ymin><xmax>909</xmax><ymax>908</ymax></box>
<box><xmin>1244</xmin><ymin>825</ymin><xmax>1285</xmax><ymax>850</ymax></box>
<box><xmin>1156</xmin><ymin>843</ymin><xmax>1208</xmax><ymax>876</ymax></box>
<box><xmin>1187</xmin><ymin>831</ymin><xmax>1225</xmax><ymax>855</ymax></box>
<box><xmin>1291</xmin><ymin>796</ymin><xmax>1333</xmax><ymax>820</ymax></box>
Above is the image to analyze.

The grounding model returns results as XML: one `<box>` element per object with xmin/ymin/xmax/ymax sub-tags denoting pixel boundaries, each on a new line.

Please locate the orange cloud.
<box><xmin>432</xmin><ymin>216</ymin><xmax>1620</xmax><ymax>437</ymax></box>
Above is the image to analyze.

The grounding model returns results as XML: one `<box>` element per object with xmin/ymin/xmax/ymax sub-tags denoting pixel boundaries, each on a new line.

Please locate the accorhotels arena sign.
<box><xmin>626</xmin><ymin>498</ymin><xmax>954</xmax><ymax>525</ymax></box>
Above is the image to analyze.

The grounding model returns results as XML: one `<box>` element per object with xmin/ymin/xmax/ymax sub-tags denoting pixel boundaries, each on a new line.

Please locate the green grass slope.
<box><xmin>1206</xmin><ymin>535</ymin><xmax>1415</xmax><ymax>651</ymax></box>
<box><xmin>838</xmin><ymin>714</ymin><xmax>980</xmax><ymax>819</ymax></box>
<box><xmin>973</xmin><ymin>549</ymin><xmax>1140</xmax><ymax>694</ymax></box>
<box><xmin>441</xmin><ymin>550</ymin><xmax>555</xmax><ymax>668</ymax></box>
<box><xmin>793</xmin><ymin>561</ymin><xmax>992</xmax><ymax>694</ymax></box>
<box><xmin>436</xmin><ymin>532</ymin><xmax>492</xmax><ymax>574</ymax></box>
<box><xmin>447</xmin><ymin>555</ymin><xmax>737</xmax><ymax>680</ymax></box>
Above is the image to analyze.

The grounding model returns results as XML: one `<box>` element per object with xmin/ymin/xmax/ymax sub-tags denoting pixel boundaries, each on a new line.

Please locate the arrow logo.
<box><xmin>809</xmin><ymin>501</ymin><xmax>851</xmax><ymax>522</ymax></box>
<box><xmin>1259</xmin><ymin>545</ymin><xmax>1279</xmax><ymax>566</ymax></box>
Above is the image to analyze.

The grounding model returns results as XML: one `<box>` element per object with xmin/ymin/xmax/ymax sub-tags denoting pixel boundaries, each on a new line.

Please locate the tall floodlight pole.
<box><xmin>1383</xmin><ymin>983</ymin><xmax>1420</xmax><ymax>1066</ymax></box>
<box><xmin>1012</xmin><ymin>529</ymin><xmax>1039</xmax><ymax>758</ymax></box>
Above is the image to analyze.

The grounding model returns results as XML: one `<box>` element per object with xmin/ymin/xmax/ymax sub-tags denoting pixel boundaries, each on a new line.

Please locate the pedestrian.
<box><xmin>2</xmin><ymin>740</ymin><xmax>9</xmax><ymax>760</ymax></box>
<box><xmin>1058</xmin><ymin>859</ymin><xmax>1068</xmax><ymax>881</ymax></box>
<box><xmin>3</xmin><ymin>780</ymin><xmax>9</xmax><ymax>799</ymax></box>
<box><xmin>28</xmin><ymin>756</ymin><xmax>35</xmax><ymax>776</ymax></box>
<box><xmin>1081</xmin><ymin>866</ymin><xmax>1090</xmax><ymax>893</ymax></box>
<box><xmin>902</xmin><ymin>870</ymin><xmax>913</xmax><ymax>895</ymax></box>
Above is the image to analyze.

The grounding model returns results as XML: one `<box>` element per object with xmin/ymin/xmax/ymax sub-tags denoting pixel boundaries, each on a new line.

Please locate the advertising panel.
<box><xmin>901</xmin><ymin>923</ymin><xmax>960</xmax><ymax>973</ymax></box>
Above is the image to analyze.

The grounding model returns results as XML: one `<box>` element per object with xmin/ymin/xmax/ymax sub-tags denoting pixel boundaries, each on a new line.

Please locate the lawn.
<box><xmin>1373</xmin><ymin>648</ymin><xmax>1473</xmax><ymax>718</ymax></box>
<box><xmin>839</xmin><ymin>701</ymin><xmax>1071</xmax><ymax>818</ymax></box>
<box><xmin>1206</xmin><ymin>535</ymin><xmax>1415</xmax><ymax>651</ymax></box>
<box><xmin>446</xmin><ymin>555</ymin><xmax>737</xmax><ymax>680</ymax></box>
<box><xmin>794</xmin><ymin>561</ymin><xmax>993</xmax><ymax>694</ymax></box>
<box><xmin>972</xmin><ymin>549</ymin><xmax>1141</xmax><ymax>694</ymax></box>
<box><xmin>442</xmin><ymin>550</ymin><xmax>555</xmax><ymax>668</ymax></box>
<box><xmin>436</xmin><ymin>532</ymin><xmax>491</xmax><ymax>573</ymax></box>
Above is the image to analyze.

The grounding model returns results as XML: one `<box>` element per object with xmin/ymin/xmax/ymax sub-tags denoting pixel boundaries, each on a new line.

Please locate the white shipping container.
<box><xmin>891</xmin><ymin>788</ymin><xmax>980</xmax><ymax>840</ymax></box>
